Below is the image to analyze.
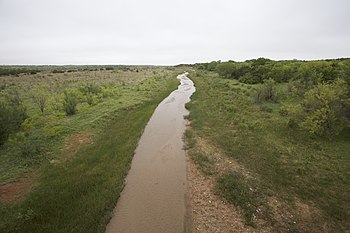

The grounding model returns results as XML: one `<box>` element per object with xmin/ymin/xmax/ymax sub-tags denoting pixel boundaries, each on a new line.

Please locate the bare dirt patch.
<box><xmin>188</xmin><ymin>158</ymin><xmax>272</xmax><ymax>233</ymax></box>
<box><xmin>0</xmin><ymin>173</ymin><xmax>36</xmax><ymax>203</ymax></box>
<box><xmin>64</xmin><ymin>132</ymin><xmax>94</xmax><ymax>152</ymax></box>
<box><xmin>51</xmin><ymin>132</ymin><xmax>94</xmax><ymax>164</ymax></box>
<box><xmin>195</xmin><ymin>136</ymin><xmax>251</xmax><ymax>178</ymax></box>
<box><xmin>187</xmin><ymin>135</ymin><xmax>272</xmax><ymax>232</ymax></box>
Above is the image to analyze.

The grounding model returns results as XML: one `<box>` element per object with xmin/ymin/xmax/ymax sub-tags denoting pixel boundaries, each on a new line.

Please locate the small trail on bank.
<box><xmin>105</xmin><ymin>73</ymin><xmax>195</xmax><ymax>233</ymax></box>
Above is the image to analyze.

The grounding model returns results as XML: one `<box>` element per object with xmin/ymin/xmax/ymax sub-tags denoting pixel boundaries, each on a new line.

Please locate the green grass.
<box><xmin>0</xmin><ymin>68</ymin><xmax>179</xmax><ymax>232</ymax></box>
<box><xmin>215</xmin><ymin>171</ymin><xmax>266</xmax><ymax>226</ymax></box>
<box><xmin>0</xmin><ymin>68</ymin><xmax>177</xmax><ymax>183</ymax></box>
<box><xmin>186</xmin><ymin>71</ymin><xmax>350</xmax><ymax>232</ymax></box>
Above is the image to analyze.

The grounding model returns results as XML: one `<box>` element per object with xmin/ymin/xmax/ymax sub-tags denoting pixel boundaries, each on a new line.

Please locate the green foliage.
<box><xmin>299</xmin><ymin>79</ymin><xmax>350</xmax><ymax>137</ymax></box>
<box><xmin>289</xmin><ymin>72</ymin><xmax>319</xmax><ymax>96</ymax></box>
<box><xmin>0</xmin><ymin>66</ymin><xmax>180</xmax><ymax>184</ymax></box>
<box><xmin>186</xmin><ymin>71</ymin><xmax>350</xmax><ymax>231</ymax></box>
<box><xmin>0</xmin><ymin>91</ymin><xmax>27</xmax><ymax>145</ymax></box>
<box><xmin>86</xmin><ymin>93</ymin><xmax>94</xmax><ymax>105</ymax></box>
<box><xmin>238</xmin><ymin>73</ymin><xmax>255</xmax><ymax>84</ymax></box>
<box><xmin>8</xmin><ymin>131</ymin><xmax>44</xmax><ymax>158</ymax></box>
<box><xmin>197</xmin><ymin>58</ymin><xmax>350</xmax><ymax>85</ymax></box>
<box><xmin>216</xmin><ymin>62</ymin><xmax>236</xmax><ymax>78</ymax></box>
<box><xmin>31</xmin><ymin>87</ymin><xmax>48</xmax><ymax>113</ymax></box>
<box><xmin>63</xmin><ymin>89</ymin><xmax>78</xmax><ymax>116</ymax></box>
<box><xmin>0</xmin><ymin>67</ymin><xmax>41</xmax><ymax>76</ymax></box>
<box><xmin>193</xmin><ymin>152</ymin><xmax>214</xmax><ymax>176</ymax></box>
<box><xmin>255</xmin><ymin>78</ymin><xmax>278</xmax><ymax>103</ymax></box>
<box><xmin>79</xmin><ymin>83</ymin><xmax>101</xmax><ymax>95</ymax></box>
<box><xmin>184</xmin><ymin>129</ymin><xmax>196</xmax><ymax>149</ymax></box>
<box><xmin>207</xmin><ymin>61</ymin><xmax>220</xmax><ymax>71</ymax></box>
<box><xmin>0</xmin><ymin>70</ymin><xmax>179</xmax><ymax>233</ymax></box>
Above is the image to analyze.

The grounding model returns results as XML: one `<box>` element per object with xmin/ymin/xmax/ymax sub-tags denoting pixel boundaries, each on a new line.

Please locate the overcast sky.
<box><xmin>0</xmin><ymin>0</ymin><xmax>349</xmax><ymax>65</ymax></box>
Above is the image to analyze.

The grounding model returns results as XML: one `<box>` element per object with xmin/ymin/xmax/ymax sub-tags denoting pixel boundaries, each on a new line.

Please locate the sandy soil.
<box><xmin>186</xmin><ymin>134</ymin><xmax>274</xmax><ymax>233</ymax></box>
<box><xmin>187</xmin><ymin>157</ymin><xmax>274</xmax><ymax>233</ymax></box>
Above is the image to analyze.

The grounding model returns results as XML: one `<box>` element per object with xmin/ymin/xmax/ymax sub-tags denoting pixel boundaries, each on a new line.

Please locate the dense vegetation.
<box><xmin>196</xmin><ymin>58</ymin><xmax>350</xmax><ymax>84</ymax></box>
<box><xmin>0</xmin><ymin>67</ymin><xmax>179</xmax><ymax>232</ymax></box>
<box><xmin>195</xmin><ymin>58</ymin><xmax>350</xmax><ymax>138</ymax></box>
<box><xmin>186</xmin><ymin>58</ymin><xmax>350</xmax><ymax>232</ymax></box>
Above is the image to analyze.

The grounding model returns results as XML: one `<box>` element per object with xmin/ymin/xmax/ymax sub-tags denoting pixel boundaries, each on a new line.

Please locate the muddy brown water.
<box><xmin>105</xmin><ymin>73</ymin><xmax>195</xmax><ymax>233</ymax></box>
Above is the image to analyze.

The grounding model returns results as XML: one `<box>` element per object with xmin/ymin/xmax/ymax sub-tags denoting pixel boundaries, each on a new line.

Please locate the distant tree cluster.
<box><xmin>0</xmin><ymin>67</ymin><xmax>40</xmax><ymax>76</ymax></box>
<box><xmin>195</xmin><ymin>58</ymin><xmax>350</xmax><ymax>84</ymax></box>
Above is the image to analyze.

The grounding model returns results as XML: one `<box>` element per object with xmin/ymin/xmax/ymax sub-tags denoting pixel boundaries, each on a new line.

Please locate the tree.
<box><xmin>216</xmin><ymin>62</ymin><xmax>236</xmax><ymax>79</ymax></box>
<box><xmin>207</xmin><ymin>61</ymin><xmax>220</xmax><ymax>71</ymax></box>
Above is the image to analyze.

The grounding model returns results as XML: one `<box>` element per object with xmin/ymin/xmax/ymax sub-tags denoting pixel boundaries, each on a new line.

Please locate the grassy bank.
<box><xmin>0</xmin><ymin>68</ymin><xmax>179</xmax><ymax>232</ymax></box>
<box><xmin>185</xmin><ymin>71</ymin><xmax>349</xmax><ymax>232</ymax></box>
<box><xmin>0</xmin><ymin>68</ymin><xmax>176</xmax><ymax>182</ymax></box>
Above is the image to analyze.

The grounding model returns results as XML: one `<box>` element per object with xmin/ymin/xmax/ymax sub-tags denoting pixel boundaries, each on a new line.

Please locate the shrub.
<box><xmin>10</xmin><ymin>131</ymin><xmax>43</xmax><ymax>158</ymax></box>
<box><xmin>86</xmin><ymin>94</ymin><xmax>94</xmax><ymax>105</ymax></box>
<box><xmin>299</xmin><ymin>79</ymin><xmax>349</xmax><ymax>137</ymax></box>
<box><xmin>79</xmin><ymin>83</ymin><xmax>100</xmax><ymax>95</ymax></box>
<box><xmin>255</xmin><ymin>78</ymin><xmax>277</xmax><ymax>103</ymax></box>
<box><xmin>31</xmin><ymin>88</ymin><xmax>48</xmax><ymax>113</ymax></box>
<box><xmin>63</xmin><ymin>90</ymin><xmax>77</xmax><ymax>116</ymax></box>
<box><xmin>289</xmin><ymin>77</ymin><xmax>318</xmax><ymax>96</ymax></box>
<box><xmin>0</xmin><ymin>91</ymin><xmax>27</xmax><ymax>145</ymax></box>
<box><xmin>239</xmin><ymin>73</ymin><xmax>256</xmax><ymax>84</ymax></box>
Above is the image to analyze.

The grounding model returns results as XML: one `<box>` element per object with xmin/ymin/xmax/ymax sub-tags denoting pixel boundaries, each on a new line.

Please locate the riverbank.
<box><xmin>185</xmin><ymin>70</ymin><xmax>350</xmax><ymax>233</ymax></box>
<box><xmin>0</xmin><ymin>68</ymin><xmax>179</xmax><ymax>233</ymax></box>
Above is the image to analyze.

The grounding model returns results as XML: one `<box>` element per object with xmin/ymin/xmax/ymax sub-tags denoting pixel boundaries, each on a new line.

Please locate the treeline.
<box><xmin>195</xmin><ymin>58</ymin><xmax>350</xmax><ymax>84</ymax></box>
<box><xmin>0</xmin><ymin>65</ymin><xmax>153</xmax><ymax>76</ymax></box>
<box><xmin>0</xmin><ymin>67</ymin><xmax>41</xmax><ymax>76</ymax></box>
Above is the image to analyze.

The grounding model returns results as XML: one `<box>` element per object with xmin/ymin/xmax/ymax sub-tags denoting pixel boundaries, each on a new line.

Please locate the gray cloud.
<box><xmin>0</xmin><ymin>0</ymin><xmax>349</xmax><ymax>65</ymax></box>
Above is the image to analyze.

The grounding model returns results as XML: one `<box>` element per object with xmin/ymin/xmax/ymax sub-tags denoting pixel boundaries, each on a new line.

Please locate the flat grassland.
<box><xmin>185</xmin><ymin>71</ymin><xmax>349</xmax><ymax>233</ymax></box>
<box><xmin>0</xmin><ymin>67</ymin><xmax>179</xmax><ymax>232</ymax></box>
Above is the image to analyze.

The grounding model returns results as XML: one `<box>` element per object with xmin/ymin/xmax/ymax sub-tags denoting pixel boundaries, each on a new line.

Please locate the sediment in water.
<box><xmin>105</xmin><ymin>73</ymin><xmax>195</xmax><ymax>233</ymax></box>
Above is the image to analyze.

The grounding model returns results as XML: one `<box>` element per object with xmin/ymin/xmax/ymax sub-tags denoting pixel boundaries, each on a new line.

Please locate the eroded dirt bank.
<box><xmin>105</xmin><ymin>73</ymin><xmax>195</xmax><ymax>233</ymax></box>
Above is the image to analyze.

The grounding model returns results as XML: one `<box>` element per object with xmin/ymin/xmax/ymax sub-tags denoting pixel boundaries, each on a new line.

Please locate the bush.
<box><xmin>31</xmin><ymin>88</ymin><xmax>48</xmax><ymax>113</ymax></box>
<box><xmin>86</xmin><ymin>94</ymin><xmax>94</xmax><ymax>105</ymax></box>
<box><xmin>9</xmin><ymin>131</ymin><xmax>43</xmax><ymax>158</ymax></box>
<box><xmin>79</xmin><ymin>83</ymin><xmax>101</xmax><ymax>95</ymax></box>
<box><xmin>289</xmin><ymin>77</ymin><xmax>318</xmax><ymax>96</ymax></box>
<box><xmin>239</xmin><ymin>73</ymin><xmax>255</xmax><ymax>84</ymax></box>
<box><xmin>63</xmin><ymin>90</ymin><xmax>77</xmax><ymax>116</ymax></box>
<box><xmin>255</xmin><ymin>78</ymin><xmax>277</xmax><ymax>103</ymax></box>
<box><xmin>299</xmin><ymin>79</ymin><xmax>349</xmax><ymax>137</ymax></box>
<box><xmin>0</xmin><ymin>91</ymin><xmax>27</xmax><ymax>145</ymax></box>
